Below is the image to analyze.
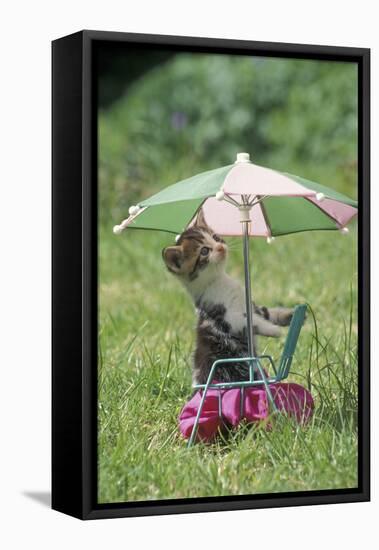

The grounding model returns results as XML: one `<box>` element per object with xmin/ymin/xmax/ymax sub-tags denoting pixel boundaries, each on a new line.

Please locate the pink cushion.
<box><xmin>179</xmin><ymin>382</ymin><xmax>314</xmax><ymax>443</ymax></box>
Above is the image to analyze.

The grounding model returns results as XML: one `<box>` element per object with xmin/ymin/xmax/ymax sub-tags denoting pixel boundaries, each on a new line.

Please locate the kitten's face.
<box><xmin>162</xmin><ymin>211</ymin><xmax>227</xmax><ymax>282</ymax></box>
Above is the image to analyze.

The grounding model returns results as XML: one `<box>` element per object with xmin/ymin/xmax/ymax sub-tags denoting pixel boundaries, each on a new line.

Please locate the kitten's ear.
<box><xmin>162</xmin><ymin>246</ymin><xmax>183</xmax><ymax>273</ymax></box>
<box><xmin>194</xmin><ymin>208</ymin><xmax>208</xmax><ymax>228</ymax></box>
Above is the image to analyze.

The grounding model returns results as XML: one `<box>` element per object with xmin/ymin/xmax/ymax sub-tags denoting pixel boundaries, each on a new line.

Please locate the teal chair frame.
<box><xmin>187</xmin><ymin>304</ymin><xmax>307</xmax><ymax>447</ymax></box>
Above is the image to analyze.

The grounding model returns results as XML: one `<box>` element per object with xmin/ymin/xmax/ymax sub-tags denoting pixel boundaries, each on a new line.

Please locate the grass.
<box><xmin>98</xmin><ymin>223</ymin><xmax>358</xmax><ymax>504</ymax></box>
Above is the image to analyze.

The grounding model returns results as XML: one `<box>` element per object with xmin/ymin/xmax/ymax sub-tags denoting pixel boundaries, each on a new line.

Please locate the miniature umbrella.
<box><xmin>113</xmin><ymin>152</ymin><xmax>357</xmax><ymax>360</ymax></box>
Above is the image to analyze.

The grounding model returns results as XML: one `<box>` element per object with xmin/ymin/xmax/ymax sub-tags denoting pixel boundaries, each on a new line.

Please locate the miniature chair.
<box><xmin>187</xmin><ymin>304</ymin><xmax>307</xmax><ymax>447</ymax></box>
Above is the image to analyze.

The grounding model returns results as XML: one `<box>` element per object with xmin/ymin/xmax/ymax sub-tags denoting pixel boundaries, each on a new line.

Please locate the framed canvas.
<box><xmin>52</xmin><ymin>30</ymin><xmax>370</xmax><ymax>520</ymax></box>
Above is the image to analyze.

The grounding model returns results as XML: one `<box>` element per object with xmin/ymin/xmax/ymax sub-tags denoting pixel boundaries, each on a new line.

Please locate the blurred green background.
<box><xmin>97</xmin><ymin>48</ymin><xmax>358</xmax><ymax>504</ymax></box>
<box><xmin>99</xmin><ymin>50</ymin><xmax>357</xmax><ymax>225</ymax></box>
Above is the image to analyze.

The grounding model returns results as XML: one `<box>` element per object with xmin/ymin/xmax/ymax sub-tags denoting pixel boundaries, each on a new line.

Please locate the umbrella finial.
<box><xmin>235</xmin><ymin>152</ymin><xmax>251</xmax><ymax>164</ymax></box>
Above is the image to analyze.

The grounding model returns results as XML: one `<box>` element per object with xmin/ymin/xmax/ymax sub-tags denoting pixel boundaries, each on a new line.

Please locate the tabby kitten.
<box><xmin>162</xmin><ymin>209</ymin><xmax>294</xmax><ymax>384</ymax></box>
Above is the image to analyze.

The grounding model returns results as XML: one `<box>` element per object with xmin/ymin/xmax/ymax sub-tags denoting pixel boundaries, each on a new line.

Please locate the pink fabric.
<box><xmin>223</xmin><ymin>163</ymin><xmax>316</xmax><ymax>197</ymax></box>
<box><xmin>179</xmin><ymin>382</ymin><xmax>314</xmax><ymax>442</ymax></box>
<box><xmin>306</xmin><ymin>196</ymin><xmax>357</xmax><ymax>228</ymax></box>
<box><xmin>179</xmin><ymin>388</ymin><xmax>223</xmax><ymax>442</ymax></box>
<box><xmin>202</xmin><ymin>198</ymin><xmax>269</xmax><ymax>236</ymax></box>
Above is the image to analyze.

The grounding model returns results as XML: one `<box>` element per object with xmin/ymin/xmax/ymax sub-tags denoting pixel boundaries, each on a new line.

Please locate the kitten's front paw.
<box><xmin>275</xmin><ymin>307</ymin><xmax>295</xmax><ymax>326</ymax></box>
<box><xmin>277</xmin><ymin>307</ymin><xmax>308</xmax><ymax>326</ymax></box>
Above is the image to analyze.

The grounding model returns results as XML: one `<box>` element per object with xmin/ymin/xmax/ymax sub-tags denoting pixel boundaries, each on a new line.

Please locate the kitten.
<box><xmin>162</xmin><ymin>209</ymin><xmax>294</xmax><ymax>384</ymax></box>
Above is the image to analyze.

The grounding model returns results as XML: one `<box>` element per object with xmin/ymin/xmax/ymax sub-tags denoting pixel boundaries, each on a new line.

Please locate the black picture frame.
<box><xmin>52</xmin><ymin>30</ymin><xmax>370</xmax><ymax>520</ymax></box>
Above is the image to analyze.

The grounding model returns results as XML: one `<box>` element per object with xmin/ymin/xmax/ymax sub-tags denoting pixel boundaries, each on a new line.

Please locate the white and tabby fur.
<box><xmin>162</xmin><ymin>209</ymin><xmax>293</xmax><ymax>384</ymax></box>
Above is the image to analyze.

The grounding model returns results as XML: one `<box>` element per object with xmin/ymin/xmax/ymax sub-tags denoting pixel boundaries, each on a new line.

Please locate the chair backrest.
<box><xmin>278</xmin><ymin>304</ymin><xmax>307</xmax><ymax>380</ymax></box>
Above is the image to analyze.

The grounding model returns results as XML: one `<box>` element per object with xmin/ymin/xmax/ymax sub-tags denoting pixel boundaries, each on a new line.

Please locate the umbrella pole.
<box><xmin>242</xmin><ymin>216</ymin><xmax>278</xmax><ymax>412</ymax></box>
<box><xmin>242</xmin><ymin>220</ymin><xmax>254</xmax><ymax>358</ymax></box>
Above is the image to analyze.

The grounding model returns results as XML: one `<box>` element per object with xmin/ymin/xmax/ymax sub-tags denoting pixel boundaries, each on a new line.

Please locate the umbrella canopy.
<box><xmin>113</xmin><ymin>153</ymin><xmax>357</xmax><ymax>237</ymax></box>
<box><xmin>113</xmin><ymin>152</ymin><xmax>358</xmax><ymax>367</ymax></box>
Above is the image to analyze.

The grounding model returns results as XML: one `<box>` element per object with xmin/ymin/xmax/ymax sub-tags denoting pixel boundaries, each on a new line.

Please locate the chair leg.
<box><xmin>254</xmin><ymin>360</ymin><xmax>278</xmax><ymax>413</ymax></box>
<box><xmin>187</xmin><ymin>389</ymin><xmax>209</xmax><ymax>447</ymax></box>
<box><xmin>187</xmin><ymin>364</ymin><xmax>218</xmax><ymax>448</ymax></box>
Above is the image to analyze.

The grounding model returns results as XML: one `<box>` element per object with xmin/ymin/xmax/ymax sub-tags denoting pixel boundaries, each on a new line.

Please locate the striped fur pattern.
<box><xmin>162</xmin><ymin>209</ymin><xmax>294</xmax><ymax>384</ymax></box>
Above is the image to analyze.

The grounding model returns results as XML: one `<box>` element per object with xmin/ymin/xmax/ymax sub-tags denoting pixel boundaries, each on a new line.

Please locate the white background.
<box><xmin>0</xmin><ymin>1</ymin><xmax>377</xmax><ymax>548</ymax></box>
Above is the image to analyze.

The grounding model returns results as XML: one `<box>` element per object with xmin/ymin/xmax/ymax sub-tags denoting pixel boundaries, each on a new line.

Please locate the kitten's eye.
<box><xmin>213</xmin><ymin>234</ymin><xmax>221</xmax><ymax>242</ymax></box>
<box><xmin>200</xmin><ymin>247</ymin><xmax>210</xmax><ymax>256</ymax></box>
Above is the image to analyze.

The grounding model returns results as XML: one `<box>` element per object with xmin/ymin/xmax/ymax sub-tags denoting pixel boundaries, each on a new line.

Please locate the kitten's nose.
<box><xmin>216</xmin><ymin>244</ymin><xmax>225</xmax><ymax>254</ymax></box>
